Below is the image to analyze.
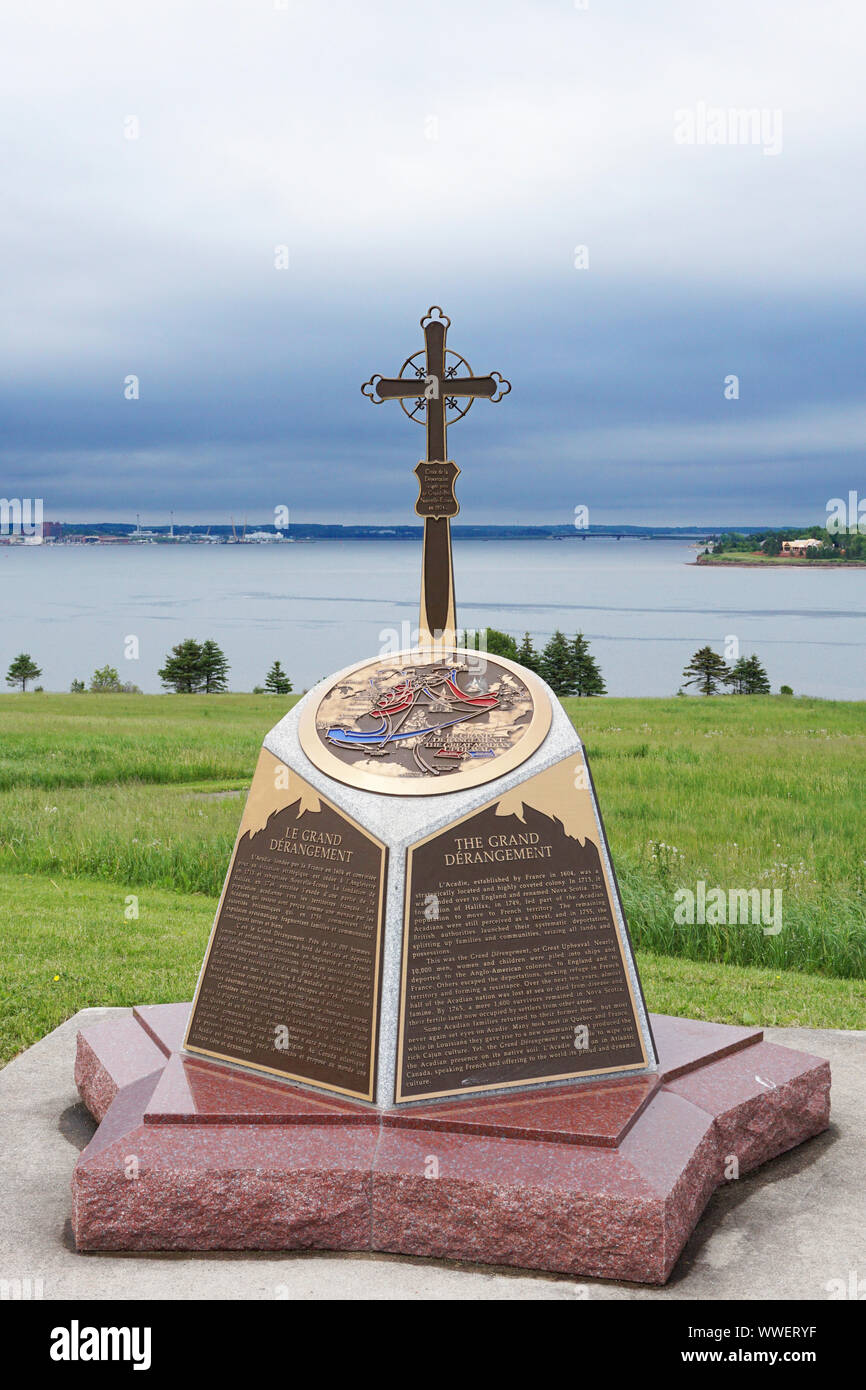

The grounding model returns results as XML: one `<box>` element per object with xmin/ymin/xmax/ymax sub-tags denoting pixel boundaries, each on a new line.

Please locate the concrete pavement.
<box><xmin>1</xmin><ymin>1009</ymin><xmax>862</xmax><ymax>1300</ymax></box>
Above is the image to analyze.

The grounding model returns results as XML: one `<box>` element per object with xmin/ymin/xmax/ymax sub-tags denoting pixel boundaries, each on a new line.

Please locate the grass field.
<box><xmin>1</xmin><ymin>691</ymin><xmax>864</xmax><ymax>1061</ymax></box>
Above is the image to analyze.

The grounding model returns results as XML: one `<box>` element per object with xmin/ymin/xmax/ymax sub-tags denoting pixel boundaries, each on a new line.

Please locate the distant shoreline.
<box><xmin>2</xmin><ymin>530</ymin><xmax>718</xmax><ymax>547</ymax></box>
<box><xmin>0</xmin><ymin>522</ymin><xmax>789</xmax><ymax>546</ymax></box>
<box><xmin>694</xmin><ymin>555</ymin><xmax>866</xmax><ymax>568</ymax></box>
<box><xmin>1</xmin><ymin>533</ymin><xmax>720</xmax><ymax>550</ymax></box>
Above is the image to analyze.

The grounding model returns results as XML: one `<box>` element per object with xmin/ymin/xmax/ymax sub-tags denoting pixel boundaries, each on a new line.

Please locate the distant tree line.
<box><xmin>458</xmin><ymin>631</ymin><xmax>785</xmax><ymax>698</ymax></box>
<box><xmin>681</xmin><ymin>647</ymin><xmax>774</xmax><ymax>695</ymax></box>
<box><xmin>459</xmin><ymin>628</ymin><xmax>606</xmax><ymax>697</ymax></box>
<box><xmin>3</xmin><ymin>643</ymin><xmax>293</xmax><ymax>694</ymax></box>
<box><xmin>1</xmin><ymin>638</ymin><xmax>785</xmax><ymax>698</ymax></box>
<box><xmin>157</xmin><ymin>640</ymin><xmax>292</xmax><ymax>694</ymax></box>
<box><xmin>709</xmin><ymin>526</ymin><xmax>866</xmax><ymax>561</ymax></box>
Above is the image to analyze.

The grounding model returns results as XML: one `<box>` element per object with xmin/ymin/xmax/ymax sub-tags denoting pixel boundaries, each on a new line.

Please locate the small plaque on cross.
<box><xmin>414</xmin><ymin>459</ymin><xmax>460</xmax><ymax>520</ymax></box>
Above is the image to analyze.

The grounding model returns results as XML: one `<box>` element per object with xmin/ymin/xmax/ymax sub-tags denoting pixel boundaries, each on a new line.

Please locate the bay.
<box><xmin>1</xmin><ymin>538</ymin><xmax>863</xmax><ymax>700</ymax></box>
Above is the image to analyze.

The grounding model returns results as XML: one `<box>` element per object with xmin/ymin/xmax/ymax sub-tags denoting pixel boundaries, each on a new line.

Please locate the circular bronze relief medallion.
<box><xmin>298</xmin><ymin>648</ymin><xmax>551</xmax><ymax>796</ymax></box>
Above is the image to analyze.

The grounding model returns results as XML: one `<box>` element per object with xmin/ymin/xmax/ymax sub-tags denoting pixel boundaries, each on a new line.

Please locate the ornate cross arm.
<box><xmin>362</xmin><ymin>372</ymin><xmax>511</xmax><ymax>404</ymax></box>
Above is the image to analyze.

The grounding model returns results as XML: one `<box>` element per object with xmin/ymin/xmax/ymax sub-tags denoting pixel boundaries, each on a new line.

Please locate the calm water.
<box><xmin>1</xmin><ymin>539</ymin><xmax>864</xmax><ymax>700</ymax></box>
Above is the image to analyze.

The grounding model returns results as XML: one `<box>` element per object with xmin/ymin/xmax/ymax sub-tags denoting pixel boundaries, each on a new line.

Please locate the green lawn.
<box><xmin>1</xmin><ymin>691</ymin><xmax>864</xmax><ymax>1062</ymax></box>
<box><xmin>563</xmin><ymin>695</ymin><xmax>866</xmax><ymax>977</ymax></box>
<box><xmin>0</xmin><ymin>692</ymin><xmax>284</xmax><ymax>790</ymax></box>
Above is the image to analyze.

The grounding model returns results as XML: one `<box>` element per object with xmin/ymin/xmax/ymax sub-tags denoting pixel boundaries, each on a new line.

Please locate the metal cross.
<box><xmin>362</xmin><ymin>306</ymin><xmax>510</xmax><ymax>648</ymax></box>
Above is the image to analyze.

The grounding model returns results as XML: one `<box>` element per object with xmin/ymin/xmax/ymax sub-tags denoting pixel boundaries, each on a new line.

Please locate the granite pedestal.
<box><xmin>70</xmin><ymin>665</ymin><xmax>831</xmax><ymax>1279</ymax></box>
<box><xmin>72</xmin><ymin>1002</ymin><xmax>830</xmax><ymax>1283</ymax></box>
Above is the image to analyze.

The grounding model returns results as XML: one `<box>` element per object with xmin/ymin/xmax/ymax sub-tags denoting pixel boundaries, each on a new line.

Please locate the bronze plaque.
<box><xmin>185</xmin><ymin>751</ymin><xmax>387</xmax><ymax>1101</ymax></box>
<box><xmin>298</xmin><ymin>648</ymin><xmax>551</xmax><ymax>797</ymax></box>
<box><xmin>414</xmin><ymin>459</ymin><xmax>460</xmax><ymax>519</ymax></box>
<box><xmin>397</xmin><ymin>755</ymin><xmax>649</xmax><ymax>1101</ymax></box>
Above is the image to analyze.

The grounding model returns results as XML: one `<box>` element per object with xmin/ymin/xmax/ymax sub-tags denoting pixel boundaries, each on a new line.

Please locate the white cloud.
<box><xmin>3</xmin><ymin>0</ymin><xmax>865</xmax><ymax>296</ymax></box>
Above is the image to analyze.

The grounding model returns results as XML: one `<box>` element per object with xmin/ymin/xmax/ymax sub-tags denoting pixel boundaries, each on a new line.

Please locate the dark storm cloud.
<box><xmin>2</xmin><ymin>0</ymin><xmax>864</xmax><ymax>524</ymax></box>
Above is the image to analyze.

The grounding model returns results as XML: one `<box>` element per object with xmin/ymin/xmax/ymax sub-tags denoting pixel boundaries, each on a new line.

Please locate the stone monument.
<box><xmin>183</xmin><ymin>304</ymin><xmax>655</xmax><ymax>1104</ymax></box>
<box><xmin>72</xmin><ymin>308</ymin><xmax>830</xmax><ymax>1283</ymax></box>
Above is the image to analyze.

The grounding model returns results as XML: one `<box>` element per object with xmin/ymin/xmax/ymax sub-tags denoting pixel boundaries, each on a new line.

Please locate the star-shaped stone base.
<box><xmin>72</xmin><ymin>1005</ymin><xmax>829</xmax><ymax>1284</ymax></box>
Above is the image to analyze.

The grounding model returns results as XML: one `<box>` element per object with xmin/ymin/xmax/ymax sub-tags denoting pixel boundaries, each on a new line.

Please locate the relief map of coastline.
<box><xmin>313</xmin><ymin>653</ymin><xmax>536</xmax><ymax>782</ymax></box>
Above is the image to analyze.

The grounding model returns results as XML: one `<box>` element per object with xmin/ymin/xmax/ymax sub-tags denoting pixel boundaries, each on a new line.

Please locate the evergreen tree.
<box><xmin>682</xmin><ymin>646</ymin><xmax>730</xmax><ymax>695</ymax></box>
<box><xmin>70</xmin><ymin>679</ymin><xmax>86</xmax><ymax>693</ymax></box>
<box><xmin>199</xmin><ymin>640</ymin><xmax>230</xmax><ymax>693</ymax></box>
<box><xmin>571</xmin><ymin>632</ymin><xmax>606</xmax><ymax>696</ymax></box>
<box><xmin>265</xmin><ymin>660</ymin><xmax>293</xmax><ymax>694</ymax></box>
<box><xmin>5</xmin><ymin>653</ymin><xmax>41</xmax><ymax>691</ymax></box>
<box><xmin>158</xmin><ymin>639</ymin><xmax>205</xmax><ymax>693</ymax></box>
<box><xmin>726</xmin><ymin>657</ymin><xmax>748</xmax><ymax>694</ymax></box>
<box><xmin>517</xmin><ymin>631</ymin><xmax>540</xmax><ymax>673</ymax></box>
<box><xmin>726</xmin><ymin>654</ymin><xmax>771</xmax><ymax>694</ymax></box>
<box><xmin>539</xmin><ymin>630</ymin><xmax>577</xmax><ymax>695</ymax></box>
<box><xmin>742</xmin><ymin>655</ymin><xmax>770</xmax><ymax>693</ymax></box>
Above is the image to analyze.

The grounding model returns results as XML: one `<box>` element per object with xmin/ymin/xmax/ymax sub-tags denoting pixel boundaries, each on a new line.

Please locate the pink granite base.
<box><xmin>71</xmin><ymin>1004</ymin><xmax>830</xmax><ymax>1283</ymax></box>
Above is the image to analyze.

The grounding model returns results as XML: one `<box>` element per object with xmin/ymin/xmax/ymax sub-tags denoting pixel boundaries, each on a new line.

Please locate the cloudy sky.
<box><xmin>2</xmin><ymin>0</ymin><xmax>864</xmax><ymax>525</ymax></box>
